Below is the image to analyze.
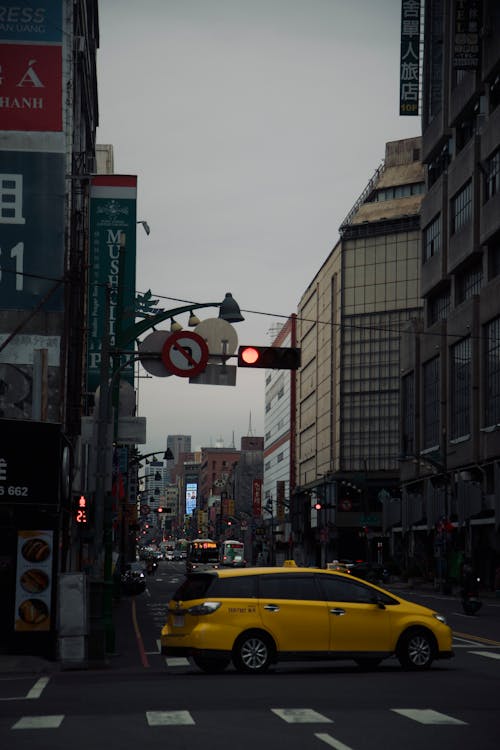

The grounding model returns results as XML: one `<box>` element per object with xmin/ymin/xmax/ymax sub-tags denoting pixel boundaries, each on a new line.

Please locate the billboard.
<box><xmin>87</xmin><ymin>175</ymin><xmax>137</xmax><ymax>394</ymax></box>
<box><xmin>185</xmin><ymin>482</ymin><xmax>197</xmax><ymax>515</ymax></box>
<box><xmin>0</xmin><ymin>150</ymin><xmax>65</xmax><ymax>310</ymax></box>
<box><xmin>0</xmin><ymin>2</ymin><xmax>63</xmax><ymax>131</ymax></box>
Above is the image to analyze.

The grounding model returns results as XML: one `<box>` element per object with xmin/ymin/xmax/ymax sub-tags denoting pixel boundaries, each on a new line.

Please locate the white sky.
<box><xmin>96</xmin><ymin>0</ymin><xmax>420</xmax><ymax>454</ymax></box>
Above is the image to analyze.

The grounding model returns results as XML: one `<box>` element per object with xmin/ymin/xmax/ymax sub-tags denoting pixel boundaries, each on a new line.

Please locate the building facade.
<box><xmin>398</xmin><ymin>0</ymin><xmax>500</xmax><ymax>589</ymax></box>
<box><xmin>293</xmin><ymin>137</ymin><xmax>424</xmax><ymax>567</ymax></box>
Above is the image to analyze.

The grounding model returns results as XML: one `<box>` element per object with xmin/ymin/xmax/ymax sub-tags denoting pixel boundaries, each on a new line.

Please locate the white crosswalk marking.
<box><xmin>165</xmin><ymin>657</ymin><xmax>190</xmax><ymax>667</ymax></box>
<box><xmin>469</xmin><ymin>650</ymin><xmax>500</xmax><ymax>660</ymax></box>
<box><xmin>315</xmin><ymin>733</ymin><xmax>354</xmax><ymax>750</ymax></box>
<box><xmin>12</xmin><ymin>715</ymin><xmax>64</xmax><ymax>730</ymax></box>
<box><xmin>26</xmin><ymin>676</ymin><xmax>50</xmax><ymax>699</ymax></box>
<box><xmin>392</xmin><ymin>709</ymin><xmax>467</xmax><ymax>725</ymax></box>
<box><xmin>146</xmin><ymin>710</ymin><xmax>194</xmax><ymax>726</ymax></box>
<box><xmin>272</xmin><ymin>708</ymin><xmax>332</xmax><ymax>723</ymax></box>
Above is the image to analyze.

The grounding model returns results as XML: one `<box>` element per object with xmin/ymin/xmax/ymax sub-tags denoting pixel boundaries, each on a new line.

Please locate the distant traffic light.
<box><xmin>237</xmin><ymin>345</ymin><xmax>301</xmax><ymax>370</ymax></box>
<box><xmin>314</xmin><ymin>502</ymin><xmax>322</xmax><ymax>511</ymax></box>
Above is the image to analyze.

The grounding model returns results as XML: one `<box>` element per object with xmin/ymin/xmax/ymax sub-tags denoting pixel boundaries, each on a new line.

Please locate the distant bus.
<box><xmin>220</xmin><ymin>539</ymin><xmax>246</xmax><ymax>567</ymax></box>
<box><xmin>186</xmin><ymin>538</ymin><xmax>220</xmax><ymax>573</ymax></box>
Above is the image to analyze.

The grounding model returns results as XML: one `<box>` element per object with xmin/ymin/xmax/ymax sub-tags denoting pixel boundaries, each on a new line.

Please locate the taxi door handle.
<box><xmin>263</xmin><ymin>604</ymin><xmax>280</xmax><ymax>612</ymax></box>
<box><xmin>329</xmin><ymin>608</ymin><xmax>346</xmax><ymax>616</ymax></box>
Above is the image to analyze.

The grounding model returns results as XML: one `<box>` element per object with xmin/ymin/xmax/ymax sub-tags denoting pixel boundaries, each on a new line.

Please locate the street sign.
<box><xmin>138</xmin><ymin>331</ymin><xmax>173</xmax><ymax>377</ymax></box>
<box><xmin>161</xmin><ymin>331</ymin><xmax>209</xmax><ymax>378</ymax></box>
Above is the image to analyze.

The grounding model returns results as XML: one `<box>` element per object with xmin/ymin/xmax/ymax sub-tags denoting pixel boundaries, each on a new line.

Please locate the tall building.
<box><xmin>167</xmin><ymin>435</ymin><xmax>192</xmax><ymax>463</ymax></box>
<box><xmin>263</xmin><ymin>316</ymin><xmax>298</xmax><ymax>559</ymax></box>
<box><xmin>399</xmin><ymin>0</ymin><xmax>500</xmax><ymax>589</ymax></box>
<box><xmin>293</xmin><ymin>137</ymin><xmax>424</xmax><ymax>567</ymax></box>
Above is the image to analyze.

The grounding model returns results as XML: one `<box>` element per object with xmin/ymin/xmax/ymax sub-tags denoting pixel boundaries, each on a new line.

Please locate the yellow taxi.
<box><xmin>160</xmin><ymin>566</ymin><xmax>453</xmax><ymax>674</ymax></box>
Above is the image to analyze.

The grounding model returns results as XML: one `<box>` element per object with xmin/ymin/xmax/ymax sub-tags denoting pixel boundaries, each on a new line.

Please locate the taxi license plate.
<box><xmin>173</xmin><ymin>614</ymin><xmax>184</xmax><ymax>627</ymax></box>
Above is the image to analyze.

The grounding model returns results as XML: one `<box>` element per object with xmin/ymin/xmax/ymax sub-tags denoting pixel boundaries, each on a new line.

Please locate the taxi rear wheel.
<box><xmin>397</xmin><ymin>628</ymin><xmax>435</xmax><ymax>670</ymax></box>
<box><xmin>233</xmin><ymin>631</ymin><xmax>275</xmax><ymax>674</ymax></box>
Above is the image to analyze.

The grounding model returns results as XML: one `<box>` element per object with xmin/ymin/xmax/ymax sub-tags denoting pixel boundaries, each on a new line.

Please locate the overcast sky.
<box><xmin>96</xmin><ymin>0</ymin><xmax>420</xmax><ymax>454</ymax></box>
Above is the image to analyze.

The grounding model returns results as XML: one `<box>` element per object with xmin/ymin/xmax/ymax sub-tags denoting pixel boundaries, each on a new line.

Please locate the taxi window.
<box><xmin>317</xmin><ymin>574</ymin><xmax>383</xmax><ymax>604</ymax></box>
<box><xmin>172</xmin><ymin>574</ymin><xmax>216</xmax><ymax>602</ymax></box>
<box><xmin>258</xmin><ymin>574</ymin><xmax>321</xmax><ymax>601</ymax></box>
<box><xmin>209</xmin><ymin>575</ymin><xmax>258</xmax><ymax>598</ymax></box>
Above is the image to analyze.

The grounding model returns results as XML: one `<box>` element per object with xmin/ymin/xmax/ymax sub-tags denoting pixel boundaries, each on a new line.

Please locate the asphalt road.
<box><xmin>1</xmin><ymin>561</ymin><xmax>499</xmax><ymax>750</ymax></box>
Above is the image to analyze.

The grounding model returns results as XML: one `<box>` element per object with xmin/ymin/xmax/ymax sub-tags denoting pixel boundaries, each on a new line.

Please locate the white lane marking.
<box><xmin>469</xmin><ymin>650</ymin><xmax>500</xmax><ymax>660</ymax></box>
<box><xmin>146</xmin><ymin>710</ymin><xmax>194</xmax><ymax>726</ymax></box>
<box><xmin>315</xmin><ymin>733</ymin><xmax>354</xmax><ymax>750</ymax></box>
<box><xmin>26</xmin><ymin>677</ymin><xmax>50</xmax><ymax>699</ymax></box>
<box><xmin>12</xmin><ymin>715</ymin><xmax>64</xmax><ymax>729</ymax></box>
<box><xmin>272</xmin><ymin>708</ymin><xmax>332</xmax><ymax>723</ymax></box>
<box><xmin>165</xmin><ymin>657</ymin><xmax>190</xmax><ymax>667</ymax></box>
<box><xmin>392</xmin><ymin>709</ymin><xmax>467</xmax><ymax>725</ymax></box>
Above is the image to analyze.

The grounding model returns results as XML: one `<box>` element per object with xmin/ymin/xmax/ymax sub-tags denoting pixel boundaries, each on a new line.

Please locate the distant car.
<box><xmin>165</xmin><ymin>551</ymin><xmax>174</xmax><ymax>561</ymax></box>
<box><xmin>173</xmin><ymin>551</ymin><xmax>182</xmax><ymax>561</ymax></box>
<box><xmin>120</xmin><ymin>562</ymin><xmax>146</xmax><ymax>595</ymax></box>
<box><xmin>161</xmin><ymin>567</ymin><xmax>453</xmax><ymax>674</ymax></box>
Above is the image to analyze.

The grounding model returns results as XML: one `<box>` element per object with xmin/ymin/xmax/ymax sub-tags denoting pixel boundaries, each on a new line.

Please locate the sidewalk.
<box><xmin>0</xmin><ymin>596</ymin><xmax>133</xmax><ymax>676</ymax></box>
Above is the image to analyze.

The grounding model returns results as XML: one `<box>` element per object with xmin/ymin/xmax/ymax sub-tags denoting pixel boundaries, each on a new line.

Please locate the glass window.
<box><xmin>450</xmin><ymin>338</ymin><xmax>471</xmax><ymax>439</ymax></box>
<box><xmin>258</xmin><ymin>574</ymin><xmax>321</xmax><ymax>601</ymax></box>
<box><xmin>485</xmin><ymin>317</ymin><xmax>500</xmax><ymax>426</ymax></box>
<box><xmin>210</xmin><ymin>576</ymin><xmax>258</xmax><ymax>599</ymax></box>
<box><xmin>456</xmin><ymin>261</ymin><xmax>483</xmax><ymax>303</ymax></box>
<box><xmin>173</xmin><ymin>573</ymin><xmax>217</xmax><ymax>602</ymax></box>
<box><xmin>485</xmin><ymin>148</ymin><xmax>500</xmax><ymax>202</ymax></box>
<box><xmin>423</xmin><ymin>214</ymin><xmax>441</xmax><ymax>261</ymax></box>
<box><xmin>451</xmin><ymin>180</ymin><xmax>472</xmax><ymax>234</ymax></box>
<box><xmin>423</xmin><ymin>357</ymin><xmax>440</xmax><ymax>448</ymax></box>
<box><xmin>428</xmin><ymin>289</ymin><xmax>450</xmax><ymax>325</ymax></box>
<box><xmin>317</xmin><ymin>574</ymin><xmax>393</xmax><ymax>604</ymax></box>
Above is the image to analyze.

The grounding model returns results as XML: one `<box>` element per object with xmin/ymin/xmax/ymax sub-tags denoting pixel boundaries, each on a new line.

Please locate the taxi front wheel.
<box><xmin>233</xmin><ymin>631</ymin><xmax>275</xmax><ymax>674</ymax></box>
<box><xmin>397</xmin><ymin>628</ymin><xmax>435</xmax><ymax>670</ymax></box>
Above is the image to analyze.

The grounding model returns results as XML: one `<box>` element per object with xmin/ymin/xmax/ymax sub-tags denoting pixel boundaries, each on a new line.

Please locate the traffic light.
<box><xmin>237</xmin><ymin>345</ymin><xmax>301</xmax><ymax>370</ymax></box>
<box><xmin>74</xmin><ymin>494</ymin><xmax>89</xmax><ymax>524</ymax></box>
<box><xmin>314</xmin><ymin>502</ymin><xmax>322</xmax><ymax>511</ymax></box>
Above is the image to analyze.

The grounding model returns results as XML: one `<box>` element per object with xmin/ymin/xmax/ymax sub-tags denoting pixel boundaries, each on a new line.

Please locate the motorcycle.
<box><xmin>461</xmin><ymin>576</ymin><xmax>482</xmax><ymax>615</ymax></box>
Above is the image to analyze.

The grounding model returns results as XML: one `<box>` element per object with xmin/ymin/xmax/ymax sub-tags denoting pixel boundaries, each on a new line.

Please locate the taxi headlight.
<box><xmin>187</xmin><ymin>601</ymin><xmax>221</xmax><ymax>616</ymax></box>
<box><xmin>433</xmin><ymin>613</ymin><xmax>447</xmax><ymax>625</ymax></box>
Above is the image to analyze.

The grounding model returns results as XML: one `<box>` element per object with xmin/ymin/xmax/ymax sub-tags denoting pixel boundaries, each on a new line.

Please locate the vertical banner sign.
<box><xmin>87</xmin><ymin>175</ymin><xmax>137</xmax><ymax>394</ymax></box>
<box><xmin>453</xmin><ymin>0</ymin><xmax>481</xmax><ymax>69</ymax></box>
<box><xmin>276</xmin><ymin>480</ymin><xmax>285</xmax><ymax>521</ymax></box>
<box><xmin>14</xmin><ymin>530</ymin><xmax>54</xmax><ymax>632</ymax></box>
<box><xmin>252</xmin><ymin>478</ymin><xmax>262</xmax><ymax>517</ymax></box>
<box><xmin>399</xmin><ymin>0</ymin><xmax>421</xmax><ymax>116</ymax></box>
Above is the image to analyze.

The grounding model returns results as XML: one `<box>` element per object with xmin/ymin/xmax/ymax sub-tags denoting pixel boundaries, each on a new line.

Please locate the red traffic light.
<box><xmin>314</xmin><ymin>502</ymin><xmax>322</xmax><ymax>510</ymax></box>
<box><xmin>237</xmin><ymin>345</ymin><xmax>301</xmax><ymax>370</ymax></box>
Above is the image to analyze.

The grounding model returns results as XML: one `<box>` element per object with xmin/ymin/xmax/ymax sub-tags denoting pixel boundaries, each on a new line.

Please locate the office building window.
<box><xmin>485</xmin><ymin>148</ymin><xmax>500</xmax><ymax>202</ymax></box>
<box><xmin>485</xmin><ymin>317</ymin><xmax>500</xmax><ymax>426</ymax></box>
<box><xmin>456</xmin><ymin>260</ymin><xmax>483</xmax><ymax>303</ymax></box>
<box><xmin>423</xmin><ymin>214</ymin><xmax>441</xmax><ymax>261</ymax></box>
<box><xmin>427</xmin><ymin>288</ymin><xmax>450</xmax><ymax>325</ymax></box>
<box><xmin>451</xmin><ymin>180</ymin><xmax>472</xmax><ymax>234</ymax></box>
<box><xmin>401</xmin><ymin>373</ymin><xmax>415</xmax><ymax>456</ymax></box>
<box><xmin>423</xmin><ymin>357</ymin><xmax>439</xmax><ymax>449</ymax></box>
<box><xmin>450</xmin><ymin>338</ymin><xmax>471</xmax><ymax>440</ymax></box>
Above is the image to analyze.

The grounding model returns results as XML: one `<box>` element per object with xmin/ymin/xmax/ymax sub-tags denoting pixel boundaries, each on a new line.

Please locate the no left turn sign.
<box><xmin>161</xmin><ymin>330</ymin><xmax>209</xmax><ymax>377</ymax></box>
